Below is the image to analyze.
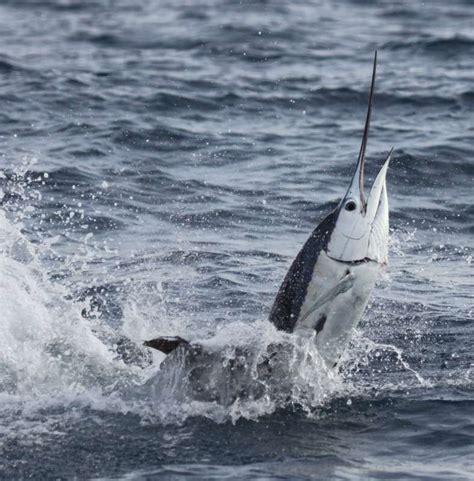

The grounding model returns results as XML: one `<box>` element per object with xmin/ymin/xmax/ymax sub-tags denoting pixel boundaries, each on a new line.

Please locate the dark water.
<box><xmin>0</xmin><ymin>0</ymin><xmax>473</xmax><ymax>479</ymax></box>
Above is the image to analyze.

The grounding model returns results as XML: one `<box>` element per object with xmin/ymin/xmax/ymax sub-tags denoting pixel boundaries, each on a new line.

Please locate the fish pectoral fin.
<box><xmin>143</xmin><ymin>336</ymin><xmax>189</xmax><ymax>355</ymax></box>
<box><xmin>299</xmin><ymin>272</ymin><xmax>355</xmax><ymax>325</ymax></box>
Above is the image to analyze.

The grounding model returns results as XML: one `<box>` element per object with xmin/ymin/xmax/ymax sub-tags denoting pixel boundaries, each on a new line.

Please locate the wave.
<box><xmin>4</xmin><ymin>0</ymin><xmax>109</xmax><ymax>12</ymax></box>
<box><xmin>383</xmin><ymin>35</ymin><xmax>474</xmax><ymax>56</ymax></box>
<box><xmin>0</xmin><ymin>57</ymin><xmax>25</xmax><ymax>74</ymax></box>
<box><xmin>69</xmin><ymin>30</ymin><xmax>206</xmax><ymax>51</ymax></box>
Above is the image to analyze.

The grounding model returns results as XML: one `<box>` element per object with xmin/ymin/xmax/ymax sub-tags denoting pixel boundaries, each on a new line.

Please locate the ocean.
<box><xmin>0</xmin><ymin>0</ymin><xmax>472</xmax><ymax>479</ymax></box>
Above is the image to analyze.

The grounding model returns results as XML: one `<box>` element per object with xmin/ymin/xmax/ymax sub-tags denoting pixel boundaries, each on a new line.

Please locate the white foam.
<box><xmin>0</xmin><ymin>168</ymin><xmax>430</xmax><ymax>428</ymax></box>
<box><xmin>0</xmin><ymin>208</ymin><xmax>133</xmax><ymax>400</ymax></box>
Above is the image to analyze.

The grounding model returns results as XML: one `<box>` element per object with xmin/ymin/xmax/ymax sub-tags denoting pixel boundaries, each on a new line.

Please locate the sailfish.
<box><xmin>144</xmin><ymin>52</ymin><xmax>392</xmax><ymax>371</ymax></box>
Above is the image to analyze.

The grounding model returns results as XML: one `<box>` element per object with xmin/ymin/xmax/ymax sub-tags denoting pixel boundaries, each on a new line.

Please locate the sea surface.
<box><xmin>0</xmin><ymin>0</ymin><xmax>473</xmax><ymax>479</ymax></box>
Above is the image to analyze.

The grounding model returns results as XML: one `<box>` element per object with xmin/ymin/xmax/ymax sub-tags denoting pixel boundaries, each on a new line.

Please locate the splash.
<box><xmin>0</xmin><ymin>161</ymin><xmax>433</xmax><ymax>428</ymax></box>
<box><xmin>0</xmin><ymin>190</ymin><xmax>428</xmax><ymax>427</ymax></box>
<box><xmin>0</xmin><ymin>165</ymin><xmax>349</xmax><ymax>427</ymax></box>
<box><xmin>137</xmin><ymin>321</ymin><xmax>348</xmax><ymax>424</ymax></box>
<box><xmin>0</xmin><ymin>207</ymin><xmax>131</xmax><ymax>398</ymax></box>
<box><xmin>0</xmin><ymin>162</ymin><xmax>144</xmax><ymax>414</ymax></box>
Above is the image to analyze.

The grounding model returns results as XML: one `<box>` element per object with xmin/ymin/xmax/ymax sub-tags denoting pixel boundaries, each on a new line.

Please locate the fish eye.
<box><xmin>344</xmin><ymin>200</ymin><xmax>357</xmax><ymax>212</ymax></box>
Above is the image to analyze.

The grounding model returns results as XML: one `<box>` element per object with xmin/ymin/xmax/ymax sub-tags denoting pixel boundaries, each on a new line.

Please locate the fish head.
<box><xmin>326</xmin><ymin>149</ymin><xmax>392</xmax><ymax>264</ymax></box>
<box><xmin>325</xmin><ymin>52</ymin><xmax>392</xmax><ymax>264</ymax></box>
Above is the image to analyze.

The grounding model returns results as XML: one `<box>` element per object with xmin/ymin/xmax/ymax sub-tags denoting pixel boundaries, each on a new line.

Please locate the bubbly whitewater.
<box><xmin>0</xmin><ymin>1</ymin><xmax>472</xmax><ymax>479</ymax></box>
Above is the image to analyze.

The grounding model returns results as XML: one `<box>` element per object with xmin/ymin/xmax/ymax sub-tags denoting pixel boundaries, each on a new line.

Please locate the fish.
<box><xmin>142</xmin><ymin>52</ymin><xmax>392</xmax><ymax>398</ymax></box>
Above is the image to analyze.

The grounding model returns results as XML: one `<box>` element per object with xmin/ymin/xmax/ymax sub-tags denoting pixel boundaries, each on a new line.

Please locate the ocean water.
<box><xmin>0</xmin><ymin>0</ymin><xmax>473</xmax><ymax>479</ymax></box>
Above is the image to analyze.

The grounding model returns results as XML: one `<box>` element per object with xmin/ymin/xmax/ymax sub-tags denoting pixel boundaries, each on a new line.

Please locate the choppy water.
<box><xmin>0</xmin><ymin>0</ymin><xmax>473</xmax><ymax>479</ymax></box>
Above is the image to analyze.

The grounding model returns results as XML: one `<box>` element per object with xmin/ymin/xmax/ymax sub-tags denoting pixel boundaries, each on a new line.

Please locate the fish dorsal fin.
<box><xmin>143</xmin><ymin>336</ymin><xmax>189</xmax><ymax>355</ymax></box>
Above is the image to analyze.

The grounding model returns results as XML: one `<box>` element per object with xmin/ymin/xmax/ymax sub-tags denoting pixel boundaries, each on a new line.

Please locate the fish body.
<box><xmin>143</xmin><ymin>53</ymin><xmax>392</xmax><ymax>385</ymax></box>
